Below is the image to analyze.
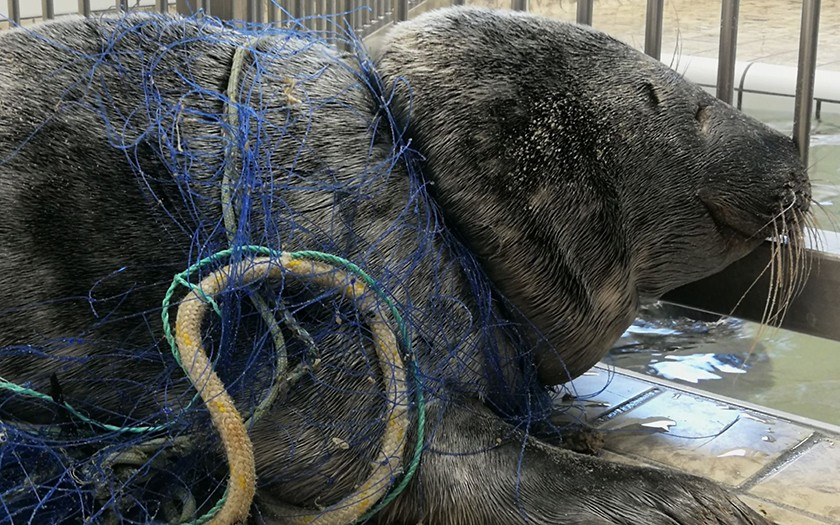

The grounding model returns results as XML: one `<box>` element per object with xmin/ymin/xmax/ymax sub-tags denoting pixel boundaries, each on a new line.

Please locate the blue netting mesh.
<box><xmin>0</xmin><ymin>9</ymin><xmax>559</xmax><ymax>524</ymax></box>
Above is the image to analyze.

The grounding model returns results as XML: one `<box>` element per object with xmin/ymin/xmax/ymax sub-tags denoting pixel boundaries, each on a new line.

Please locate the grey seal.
<box><xmin>0</xmin><ymin>7</ymin><xmax>809</xmax><ymax>525</ymax></box>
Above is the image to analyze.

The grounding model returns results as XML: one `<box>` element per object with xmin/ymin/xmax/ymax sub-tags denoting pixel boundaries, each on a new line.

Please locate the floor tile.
<box><xmin>599</xmin><ymin>390</ymin><xmax>814</xmax><ymax>486</ymax></box>
<box><xmin>750</xmin><ymin>438</ymin><xmax>840</xmax><ymax>522</ymax></box>
<box><xmin>740</xmin><ymin>496</ymin><xmax>833</xmax><ymax>525</ymax></box>
<box><xmin>556</xmin><ymin>367</ymin><xmax>657</xmax><ymax>422</ymax></box>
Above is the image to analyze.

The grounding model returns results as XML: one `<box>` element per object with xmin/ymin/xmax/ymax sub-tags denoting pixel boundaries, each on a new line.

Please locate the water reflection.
<box><xmin>608</xmin><ymin>302</ymin><xmax>840</xmax><ymax>426</ymax></box>
<box><xmin>610</xmin><ymin>302</ymin><xmax>775</xmax><ymax>393</ymax></box>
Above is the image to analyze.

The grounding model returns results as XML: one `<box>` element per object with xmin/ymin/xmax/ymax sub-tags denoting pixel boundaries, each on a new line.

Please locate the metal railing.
<box><xmin>2</xmin><ymin>0</ymin><xmax>836</xmax><ymax>341</ymax></box>
<box><xmin>4</xmin><ymin>0</ymin><xmax>824</xmax><ymax>165</ymax></box>
<box><xmin>568</xmin><ymin>0</ymin><xmax>822</xmax><ymax>167</ymax></box>
<box><xmin>3</xmin><ymin>1</ymin><xmax>173</xmax><ymax>20</ymax></box>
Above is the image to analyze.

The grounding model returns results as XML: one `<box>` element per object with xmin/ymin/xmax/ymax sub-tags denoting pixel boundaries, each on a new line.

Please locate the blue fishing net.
<box><xmin>0</xmin><ymin>9</ymin><xmax>560</xmax><ymax>524</ymax></box>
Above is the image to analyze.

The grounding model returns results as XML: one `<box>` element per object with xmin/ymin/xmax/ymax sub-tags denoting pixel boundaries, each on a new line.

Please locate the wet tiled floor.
<box><xmin>560</xmin><ymin>365</ymin><xmax>840</xmax><ymax>525</ymax></box>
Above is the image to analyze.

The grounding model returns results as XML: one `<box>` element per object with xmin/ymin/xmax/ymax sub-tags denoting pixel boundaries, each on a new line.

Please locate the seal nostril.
<box><xmin>641</xmin><ymin>82</ymin><xmax>660</xmax><ymax>108</ymax></box>
<box><xmin>695</xmin><ymin>104</ymin><xmax>711</xmax><ymax>132</ymax></box>
<box><xmin>695</xmin><ymin>104</ymin><xmax>708</xmax><ymax>123</ymax></box>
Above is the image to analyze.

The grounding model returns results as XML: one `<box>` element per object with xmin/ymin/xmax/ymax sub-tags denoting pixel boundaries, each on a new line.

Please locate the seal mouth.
<box><xmin>698</xmin><ymin>193</ymin><xmax>768</xmax><ymax>246</ymax></box>
<box><xmin>699</xmin><ymin>181</ymin><xmax>814</xmax><ymax>330</ymax></box>
<box><xmin>698</xmin><ymin>183</ymin><xmax>811</xmax><ymax>246</ymax></box>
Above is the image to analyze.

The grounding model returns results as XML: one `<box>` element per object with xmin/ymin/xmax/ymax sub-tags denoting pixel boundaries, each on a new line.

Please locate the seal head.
<box><xmin>377</xmin><ymin>8</ymin><xmax>811</xmax><ymax>383</ymax></box>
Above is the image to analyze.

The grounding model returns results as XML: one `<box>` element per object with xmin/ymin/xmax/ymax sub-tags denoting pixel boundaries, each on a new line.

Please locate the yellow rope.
<box><xmin>175</xmin><ymin>269</ymin><xmax>256</xmax><ymax>525</ymax></box>
<box><xmin>174</xmin><ymin>255</ymin><xmax>409</xmax><ymax>524</ymax></box>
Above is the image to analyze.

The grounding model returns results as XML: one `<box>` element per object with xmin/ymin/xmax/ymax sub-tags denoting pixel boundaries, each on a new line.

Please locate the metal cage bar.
<box><xmin>394</xmin><ymin>0</ymin><xmax>407</xmax><ymax>22</ymax></box>
<box><xmin>576</xmin><ymin>0</ymin><xmax>593</xmax><ymax>26</ymax></box>
<box><xmin>78</xmin><ymin>0</ymin><xmax>91</xmax><ymax>17</ymax></box>
<box><xmin>716</xmin><ymin>0</ymin><xmax>739</xmax><ymax>104</ymax></box>
<box><xmin>5</xmin><ymin>0</ymin><xmax>19</xmax><ymax>24</ymax></box>
<box><xmin>643</xmin><ymin>0</ymin><xmax>664</xmax><ymax>59</ymax></box>
<box><xmin>41</xmin><ymin>0</ymin><xmax>54</xmax><ymax>19</ymax></box>
<box><xmin>793</xmin><ymin>0</ymin><xmax>821</xmax><ymax>166</ymax></box>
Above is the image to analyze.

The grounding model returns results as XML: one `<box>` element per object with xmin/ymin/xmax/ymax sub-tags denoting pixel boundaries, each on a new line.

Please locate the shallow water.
<box><xmin>609</xmin><ymin>303</ymin><xmax>840</xmax><ymax>426</ymax></box>
<box><xmin>610</xmin><ymin>113</ymin><xmax>840</xmax><ymax>426</ymax></box>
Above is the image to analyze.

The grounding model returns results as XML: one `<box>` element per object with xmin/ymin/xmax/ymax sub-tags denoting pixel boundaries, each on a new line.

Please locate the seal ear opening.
<box><xmin>471</xmin><ymin>222</ymin><xmax>504</xmax><ymax>260</ymax></box>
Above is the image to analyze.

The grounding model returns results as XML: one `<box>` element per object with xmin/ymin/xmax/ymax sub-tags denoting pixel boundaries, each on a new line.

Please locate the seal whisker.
<box><xmin>761</xmin><ymin>191</ymin><xmax>812</xmax><ymax>328</ymax></box>
<box><xmin>793</xmin><ymin>211</ymin><xmax>812</xmax><ymax>298</ymax></box>
<box><xmin>764</xmin><ymin>217</ymin><xmax>782</xmax><ymax>328</ymax></box>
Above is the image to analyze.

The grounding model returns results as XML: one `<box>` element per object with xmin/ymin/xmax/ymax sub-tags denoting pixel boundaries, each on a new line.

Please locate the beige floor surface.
<box><xmin>559</xmin><ymin>365</ymin><xmax>840</xmax><ymax>525</ymax></box>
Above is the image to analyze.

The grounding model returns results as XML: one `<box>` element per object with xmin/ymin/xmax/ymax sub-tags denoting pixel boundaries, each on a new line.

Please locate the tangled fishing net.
<box><xmin>0</xmin><ymin>9</ymin><xmax>560</xmax><ymax>524</ymax></box>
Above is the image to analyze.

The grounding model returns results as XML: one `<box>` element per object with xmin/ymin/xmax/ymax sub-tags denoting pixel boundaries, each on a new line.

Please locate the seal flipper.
<box><xmin>374</xmin><ymin>400</ymin><xmax>773</xmax><ymax>525</ymax></box>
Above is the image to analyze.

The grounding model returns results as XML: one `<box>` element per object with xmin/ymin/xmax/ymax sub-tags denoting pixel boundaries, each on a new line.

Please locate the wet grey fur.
<box><xmin>0</xmin><ymin>7</ymin><xmax>809</xmax><ymax>525</ymax></box>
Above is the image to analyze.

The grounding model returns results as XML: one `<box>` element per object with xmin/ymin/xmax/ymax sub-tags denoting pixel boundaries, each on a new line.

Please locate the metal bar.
<box><xmin>339</xmin><ymin>0</ymin><xmax>353</xmax><ymax>50</ymax></box>
<box><xmin>576</xmin><ymin>0</ymin><xmax>593</xmax><ymax>26</ymax></box>
<box><xmin>116</xmin><ymin>0</ymin><xmax>129</xmax><ymax>11</ymax></box>
<box><xmin>716</xmin><ymin>0</ymin><xmax>740</xmax><ymax>104</ymax></box>
<box><xmin>322</xmin><ymin>0</ymin><xmax>331</xmax><ymax>32</ymax></box>
<box><xmin>293</xmin><ymin>0</ymin><xmax>303</xmax><ymax>21</ymax></box>
<box><xmin>156</xmin><ymin>0</ymin><xmax>168</xmax><ymax>14</ymax></box>
<box><xmin>394</xmin><ymin>0</ymin><xmax>407</xmax><ymax>22</ymax></box>
<box><xmin>247</xmin><ymin>0</ymin><xmax>261</xmax><ymax>22</ymax></box>
<box><xmin>451</xmin><ymin>0</ymin><xmax>464</xmax><ymax>5</ymax></box>
<box><xmin>793</xmin><ymin>0</ymin><xmax>821</xmax><ymax>166</ymax></box>
<box><xmin>78</xmin><ymin>0</ymin><xmax>91</xmax><ymax>16</ymax></box>
<box><xmin>174</xmin><ymin>0</ymin><xmax>188</xmax><ymax>15</ymax></box>
<box><xmin>643</xmin><ymin>0</ymin><xmax>664</xmax><ymax>60</ymax></box>
<box><xmin>362</xmin><ymin>0</ymin><xmax>370</xmax><ymax>29</ymax></box>
<box><xmin>340</xmin><ymin>0</ymin><xmax>350</xmax><ymax>28</ymax></box>
<box><xmin>352</xmin><ymin>0</ymin><xmax>361</xmax><ymax>31</ymax></box>
<box><xmin>41</xmin><ymin>0</ymin><xmax>54</xmax><ymax>19</ymax></box>
<box><xmin>6</xmin><ymin>0</ymin><xmax>20</xmax><ymax>24</ymax></box>
<box><xmin>327</xmin><ymin>0</ymin><xmax>337</xmax><ymax>31</ymax></box>
<box><xmin>511</xmin><ymin>0</ymin><xmax>527</xmax><ymax>11</ymax></box>
<box><xmin>207</xmin><ymin>0</ymin><xmax>233</xmax><ymax>19</ymax></box>
<box><xmin>268</xmin><ymin>0</ymin><xmax>280</xmax><ymax>24</ymax></box>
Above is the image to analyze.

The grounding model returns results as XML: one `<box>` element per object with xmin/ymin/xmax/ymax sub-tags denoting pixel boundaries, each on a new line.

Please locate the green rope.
<box><xmin>160</xmin><ymin>246</ymin><xmax>426</xmax><ymax>524</ymax></box>
<box><xmin>0</xmin><ymin>245</ymin><xmax>425</xmax><ymax>525</ymax></box>
<box><xmin>0</xmin><ymin>37</ymin><xmax>424</xmax><ymax>525</ymax></box>
<box><xmin>219</xmin><ymin>36</ymin><xmax>320</xmax><ymax>431</ymax></box>
<box><xmin>288</xmin><ymin>250</ymin><xmax>426</xmax><ymax>524</ymax></box>
<box><xmin>0</xmin><ymin>377</ymin><xmax>169</xmax><ymax>434</ymax></box>
<box><xmin>211</xmin><ymin>39</ymin><xmax>425</xmax><ymax>522</ymax></box>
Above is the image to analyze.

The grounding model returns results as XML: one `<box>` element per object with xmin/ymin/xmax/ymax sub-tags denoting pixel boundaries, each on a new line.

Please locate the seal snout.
<box><xmin>694</xmin><ymin>98</ymin><xmax>812</xmax><ymax>243</ymax></box>
<box><xmin>781</xmin><ymin>172</ymin><xmax>812</xmax><ymax>217</ymax></box>
<box><xmin>698</xmin><ymin>162</ymin><xmax>811</xmax><ymax>244</ymax></box>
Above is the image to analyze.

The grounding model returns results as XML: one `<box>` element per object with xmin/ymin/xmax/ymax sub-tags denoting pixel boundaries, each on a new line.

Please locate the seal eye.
<box><xmin>641</xmin><ymin>82</ymin><xmax>660</xmax><ymax>108</ymax></box>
